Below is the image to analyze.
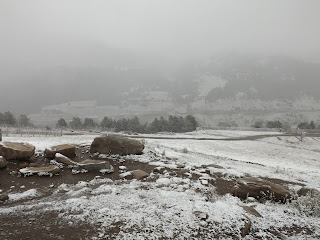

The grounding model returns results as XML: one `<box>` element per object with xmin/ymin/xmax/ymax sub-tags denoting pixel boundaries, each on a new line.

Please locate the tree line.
<box><xmin>253</xmin><ymin>120</ymin><xmax>320</xmax><ymax>130</ymax></box>
<box><xmin>0</xmin><ymin>111</ymin><xmax>33</xmax><ymax>127</ymax></box>
<box><xmin>57</xmin><ymin>115</ymin><xmax>198</xmax><ymax>133</ymax></box>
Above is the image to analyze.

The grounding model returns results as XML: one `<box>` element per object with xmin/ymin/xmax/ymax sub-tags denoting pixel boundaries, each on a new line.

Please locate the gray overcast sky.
<box><xmin>1</xmin><ymin>0</ymin><xmax>320</xmax><ymax>63</ymax></box>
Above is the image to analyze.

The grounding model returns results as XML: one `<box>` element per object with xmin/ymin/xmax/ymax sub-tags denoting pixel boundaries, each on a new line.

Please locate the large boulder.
<box><xmin>20</xmin><ymin>165</ymin><xmax>61</xmax><ymax>176</ymax></box>
<box><xmin>232</xmin><ymin>177</ymin><xmax>292</xmax><ymax>203</ymax></box>
<box><xmin>44</xmin><ymin>144</ymin><xmax>76</xmax><ymax>159</ymax></box>
<box><xmin>0</xmin><ymin>142</ymin><xmax>35</xmax><ymax>161</ymax></box>
<box><xmin>0</xmin><ymin>156</ymin><xmax>7</xmax><ymax>168</ymax></box>
<box><xmin>90</xmin><ymin>135</ymin><xmax>144</xmax><ymax>155</ymax></box>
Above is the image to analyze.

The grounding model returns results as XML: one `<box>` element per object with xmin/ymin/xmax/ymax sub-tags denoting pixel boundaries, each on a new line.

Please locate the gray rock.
<box><xmin>176</xmin><ymin>163</ymin><xmax>185</xmax><ymax>168</ymax></box>
<box><xmin>20</xmin><ymin>166</ymin><xmax>61</xmax><ymax>176</ymax></box>
<box><xmin>153</xmin><ymin>166</ymin><xmax>165</xmax><ymax>174</ymax></box>
<box><xmin>0</xmin><ymin>194</ymin><xmax>9</xmax><ymax>202</ymax></box>
<box><xmin>0</xmin><ymin>142</ymin><xmax>35</xmax><ymax>161</ymax></box>
<box><xmin>90</xmin><ymin>135</ymin><xmax>144</xmax><ymax>155</ymax></box>
<box><xmin>232</xmin><ymin>177</ymin><xmax>292</xmax><ymax>203</ymax></box>
<box><xmin>297</xmin><ymin>186</ymin><xmax>319</xmax><ymax>197</ymax></box>
<box><xmin>130</xmin><ymin>170</ymin><xmax>149</xmax><ymax>180</ymax></box>
<box><xmin>119</xmin><ymin>172</ymin><xmax>134</xmax><ymax>180</ymax></box>
<box><xmin>241</xmin><ymin>215</ymin><xmax>251</xmax><ymax>237</ymax></box>
<box><xmin>241</xmin><ymin>206</ymin><xmax>262</xmax><ymax>218</ymax></box>
<box><xmin>44</xmin><ymin>144</ymin><xmax>76</xmax><ymax>159</ymax></box>
<box><xmin>78</xmin><ymin>159</ymin><xmax>106</xmax><ymax>171</ymax></box>
<box><xmin>0</xmin><ymin>156</ymin><xmax>7</xmax><ymax>168</ymax></box>
<box><xmin>55</xmin><ymin>153</ymin><xmax>78</xmax><ymax>166</ymax></box>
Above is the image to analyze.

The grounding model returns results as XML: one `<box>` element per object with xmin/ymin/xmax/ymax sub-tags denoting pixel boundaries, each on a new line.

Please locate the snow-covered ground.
<box><xmin>1</xmin><ymin>130</ymin><xmax>320</xmax><ymax>239</ymax></box>
<box><xmin>143</xmin><ymin>135</ymin><xmax>320</xmax><ymax>190</ymax></box>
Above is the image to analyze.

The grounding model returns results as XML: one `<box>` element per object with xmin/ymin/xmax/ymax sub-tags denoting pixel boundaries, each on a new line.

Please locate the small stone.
<box><xmin>130</xmin><ymin>170</ymin><xmax>149</xmax><ymax>180</ymax></box>
<box><xmin>119</xmin><ymin>172</ymin><xmax>134</xmax><ymax>180</ymax></box>
<box><xmin>153</xmin><ymin>167</ymin><xmax>165</xmax><ymax>174</ymax></box>
<box><xmin>193</xmin><ymin>211</ymin><xmax>208</xmax><ymax>220</ymax></box>
<box><xmin>176</xmin><ymin>163</ymin><xmax>185</xmax><ymax>168</ymax></box>
<box><xmin>0</xmin><ymin>194</ymin><xmax>9</xmax><ymax>202</ymax></box>
<box><xmin>241</xmin><ymin>215</ymin><xmax>251</xmax><ymax>237</ymax></box>
<box><xmin>0</xmin><ymin>156</ymin><xmax>7</xmax><ymax>169</ymax></box>
<box><xmin>119</xmin><ymin>166</ymin><xmax>127</xmax><ymax>171</ymax></box>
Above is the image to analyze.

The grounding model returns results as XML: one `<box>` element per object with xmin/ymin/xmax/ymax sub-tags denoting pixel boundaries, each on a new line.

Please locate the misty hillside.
<box><xmin>173</xmin><ymin>54</ymin><xmax>320</xmax><ymax>103</ymax></box>
<box><xmin>0</xmin><ymin>42</ymin><xmax>170</xmax><ymax>113</ymax></box>
<box><xmin>1</xmin><ymin>52</ymin><xmax>320</xmax><ymax>115</ymax></box>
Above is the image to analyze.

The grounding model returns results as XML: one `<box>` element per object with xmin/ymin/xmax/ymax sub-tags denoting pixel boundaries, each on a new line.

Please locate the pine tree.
<box><xmin>56</xmin><ymin>118</ymin><xmax>68</xmax><ymax>128</ymax></box>
<box><xmin>70</xmin><ymin>117</ymin><xmax>82</xmax><ymax>129</ymax></box>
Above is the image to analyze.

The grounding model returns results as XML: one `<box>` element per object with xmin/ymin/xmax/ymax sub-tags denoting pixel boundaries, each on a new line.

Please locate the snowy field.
<box><xmin>1</xmin><ymin>130</ymin><xmax>320</xmax><ymax>239</ymax></box>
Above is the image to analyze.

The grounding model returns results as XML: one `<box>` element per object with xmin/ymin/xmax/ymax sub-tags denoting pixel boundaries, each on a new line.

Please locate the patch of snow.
<box><xmin>9</xmin><ymin>189</ymin><xmax>40</xmax><ymax>202</ymax></box>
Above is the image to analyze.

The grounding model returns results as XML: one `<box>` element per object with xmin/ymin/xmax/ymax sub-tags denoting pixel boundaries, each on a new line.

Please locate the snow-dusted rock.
<box><xmin>130</xmin><ymin>170</ymin><xmax>149</xmax><ymax>180</ymax></box>
<box><xmin>153</xmin><ymin>166</ymin><xmax>165</xmax><ymax>174</ymax></box>
<box><xmin>119</xmin><ymin>171</ymin><xmax>134</xmax><ymax>180</ymax></box>
<box><xmin>297</xmin><ymin>186</ymin><xmax>319</xmax><ymax>197</ymax></box>
<box><xmin>241</xmin><ymin>206</ymin><xmax>262</xmax><ymax>218</ymax></box>
<box><xmin>0</xmin><ymin>142</ymin><xmax>35</xmax><ymax>161</ymax></box>
<box><xmin>193</xmin><ymin>211</ymin><xmax>208</xmax><ymax>220</ymax></box>
<box><xmin>90</xmin><ymin>135</ymin><xmax>144</xmax><ymax>155</ymax></box>
<box><xmin>20</xmin><ymin>165</ymin><xmax>61</xmax><ymax>176</ymax></box>
<box><xmin>232</xmin><ymin>177</ymin><xmax>292</xmax><ymax>203</ymax></box>
<box><xmin>44</xmin><ymin>144</ymin><xmax>76</xmax><ymax>159</ymax></box>
<box><xmin>156</xmin><ymin>177</ymin><xmax>171</xmax><ymax>187</ymax></box>
<box><xmin>55</xmin><ymin>153</ymin><xmax>78</xmax><ymax>166</ymax></box>
<box><xmin>0</xmin><ymin>156</ymin><xmax>7</xmax><ymax>168</ymax></box>
<box><xmin>78</xmin><ymin>159</ymin><xmax>107</xmax><ymax>171</ymax></box>
<box><xmin>0</xmin><ymin>193</ymin><xmax>9</xmax><ymax>202</ymax></box>
<box><xmin>241</xmin><ymin>215</ymin><xmax>252</xmax><ymax>237</ymax></box>
<box><xmin>176</xmin><ymin>163</ymin><xmax>185</xmax><ymax>168</ymax></box>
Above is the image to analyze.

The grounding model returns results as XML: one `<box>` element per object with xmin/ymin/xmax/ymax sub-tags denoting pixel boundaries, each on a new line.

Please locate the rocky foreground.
<box><xmin>0</xmin><ymin>134</ymin><xmax>319</xmax><ymax>239</ymax></box>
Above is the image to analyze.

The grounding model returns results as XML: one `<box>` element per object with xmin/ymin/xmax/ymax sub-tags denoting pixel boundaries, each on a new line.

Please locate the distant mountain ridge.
<box><xmin>172</xmin><ymin>54</ymin><xmax>320</xmax><ymax>103</ymax></box>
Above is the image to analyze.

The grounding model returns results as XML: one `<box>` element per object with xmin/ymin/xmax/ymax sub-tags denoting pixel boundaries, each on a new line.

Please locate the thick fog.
<box><xmin>1</xmin><ymin>0</ymin><xmax>320</xmax><ymax>114</ymax></box>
